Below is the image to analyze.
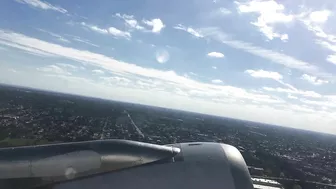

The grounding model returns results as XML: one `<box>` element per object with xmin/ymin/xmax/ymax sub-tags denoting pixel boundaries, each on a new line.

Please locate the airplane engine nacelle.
<box><xmin>0</xmin><ymin>140</ymin><xmax>254</xmax><ymax>189</ymax></box>
<box><xmin>52</xmin><ymin>142</ymin><xmax>254</xmax><ymax>189</ymax></box>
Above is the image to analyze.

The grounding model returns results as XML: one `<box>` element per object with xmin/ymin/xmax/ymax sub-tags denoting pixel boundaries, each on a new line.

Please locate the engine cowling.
<box><xmin>52</xmin><ymin>142</ymin><xmax>254</xmax><ymax>189</ymax></box>
<box><xmin>0</xmin><ymin>140</ymin><xmax>254</xmax><ymax>189</ymax></box>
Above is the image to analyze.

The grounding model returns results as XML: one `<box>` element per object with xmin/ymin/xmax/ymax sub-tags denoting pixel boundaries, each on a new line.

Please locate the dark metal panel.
<box><xmin>0</xmin><ymin>140</ymin><xmax>180</xmax><ymax>180</ymax></box>
<box><xmin>0</xmin><ymin>140</ymin><xmax>253</xmax><ymax>189</ymax></box>
<box><xmin>52</xmin><ymin>160</ymin><xmax>233</xmax><ymax>189</ymax></box>
<box><xmin>50</xmin><ymin>142</ymin><xmax>252</xmax><ymax>189</ymax></box>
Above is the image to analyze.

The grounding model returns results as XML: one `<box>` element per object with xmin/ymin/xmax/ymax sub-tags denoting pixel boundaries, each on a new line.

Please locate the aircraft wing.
<box><xmin>0</xmin><ymin>140</ymin><xmax>254</xmax><ymax>189</ymax></box>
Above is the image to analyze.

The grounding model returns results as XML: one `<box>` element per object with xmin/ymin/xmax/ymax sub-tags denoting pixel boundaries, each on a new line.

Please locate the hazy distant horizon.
<box><xmin>2</xmin><ymin>82</ymin><xmax>335</xmax><ymax>137</ymax></box>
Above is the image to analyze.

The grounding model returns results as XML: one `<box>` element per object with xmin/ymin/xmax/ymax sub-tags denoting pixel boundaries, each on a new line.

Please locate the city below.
<box><xmin>0</xmin><ymin>84</ymin><xmax>335</xmax><ymax>189</ymax></box>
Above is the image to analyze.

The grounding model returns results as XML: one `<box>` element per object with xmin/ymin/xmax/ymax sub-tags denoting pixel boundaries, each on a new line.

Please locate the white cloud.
<box><xmin>252</xmin><ymin>21</ymin><xmax>289</xmax><ymax>41</ymax></box>
<box><xmin>300</xmin><ymin>10</ymin><xmax>336</xmax><ymax>65</ymax></box>
<box><xmin>126</xmin><ymin>19</ymin><xmax>144</xmax><ymax>30</ymax></box>
<box><xmin>309</xmin><ymin>10</ymin><xmax>331</xmax><ymax>23</ymax></box>
<box><xmin>301</xmin><ymin>74</ymin><xmax>329</xmax><ymax>85</ymax></box>
<box><xmin>115</xmin><ymin>13</ymin><xmax>145</xmax><ymax>31</ymax></box>
<box><xmin>303</xmin><ymin>21</ymin><xmax>336</xmax><ymax>43</ymax></box>
<box><xmin>0</xmin><ymin>30</ymin><xmax>186</xmax><ymax>86</ymax></box>
<box><xmin>92</xmin><ymin>69</ymin><xmax>105</xmax><ymax>74</ymax></box>
<box><xmin>0</xmin><ymin>40</ymin><xmax>54</xmax><ymax>57</ymax></box>
<box><xmin>263</xmin><ymin>87</ymin><xmax>322</xmax><ymax>98</ymax></box>
<box><xmin>56</xmin><ymin>63</ymin><xmax>78</xmax><ymax>70</ymax></box>
<box><xmin>198</xmin><ymin>27</ymin><xmax>332</xmax><ymax>78</ymax></box>
<box><xmin>70</xmin><ymin>35</ymin><xmax>99</xmax><ymax>47</ymax></box>
<box><xmin>3</xmin><ymin>29</ymin><xmax>336</xmax><ymax>134</ymax></box>
<box><xmin>219</xmin><ymin>7</ymin><xmax>231</xmax><ymax>15</ymax></box>
<box><xmin>7</xmin><ymin>73</ymin><xmax>336</xmax><ymax>134</ymax></box>
<box><xmin>280</xmin><ymin>34</ymin><xmax>288</xmax><ymax>41</ymax></box>
<box><xmin>207</xmin><ymin>52</ymin><xmax>225</xmax><ymax>58</ymax></box>
<box><xmin>37</xmin><ymin>65</ymin><xmax>71</xmax><ymax>75</ymax></box>
<box><xmin>115</xmin><ymin>13</ymin><xmax>134</xmax><ymax>20</ymax></box>
<box><xmin>101</xmin><ymin>76</ymin><xmax>131</xmax><ymax>86</ymax></box>
<box><xmin>315</xmin><ymin>40</ymin><xmax>336</xmax><ymax>65</ymax></box>
<box><xmin>0</xmin><ymin>30</ymin><xmax>283</xmax><ymax>105</ymax></box>
<box><xmin>287</xmin><ymin>94</ymin><xmax>298</xmax><ymax>99</ymax></box>
<box><xmin>212</xmin><ymin>66</ymin><xmax>217</xmax><ymax>69</ymax></box>
<box><xmin>327</xmin><ymin>55</ymin><xmax>336</xmax><ymax>64</ymax></box>
<box><xmin>236</xmin><ymin>0</ymin><xmax>292</xmax><ymax>41</ymax></box>
<box><xmin>164</xmin><ymin>25</ymin><xmax>332</xmax><ymax>79</ymax></box>
<box><xmin>236</xmin><ymin>0</ymin><xmax>293</xmax><ymax>22</ymax></box>
<box><xmin>15</xmin><ymin>0</ymin><xmax>67</xmax><ymax>13</ymax></box>
<box><xmin>210</xmin><ymin>7</ymin><xmax>232</xmax><ymax>17</ymax></box>
<box><xmin>173</xmin><ymin>24</ymin><xmax>203</xmax><ymax>38</ymax></box>
<box><xmin>211</xmin><ymin>79</ymin><xmax>223</xmax><ymax>84</ymax></box>
<box><xmin>37</xmin><ymin>28</ymin><xmax>70</xmax><ymax>43</ymax></box>
<box><xmin>245</xmin><ymin>69</ymin><xmax>283</xmax><ymax>80</ymax></box>
<box><xmin>81</xmin><ymin>22</ymin><xmax>108</xmax><ymax>34</ymax></box>
<box><xmin>115</xmin><ymin>13</ymin><xmax>169</xmax><ymax>35</ymax></box>
<box><xmin>91</xmin><ymin>26</ymin><xmax>109</xmax><ymax>34</ymax></box>
<box><xmin>108</xmin><ymin>27</ymin><xmax>131</xmax><ymax>39</ymax></box>
<box><xmin>245</xmin><ymin>69</ymin><xmax>299</xmax><ymax>90</ymax></box>
<box><xmin>81</xmin><ymin>22</ymin><xmax>131</xmax><ymax>39</ymax></box>
<box><xmin>142</xmin><ymin>19</ymin><xmax>165</xmax><ymax>33</ymax></box>
<box><xmin>236</xmin><ymin>0</ymin><xmax>280</xmax><ymax>13</ymax></box>
<box><xmin>300</xmin><ymin>98</ymin><xmax>336</xmax><ymax>108</ymax></box>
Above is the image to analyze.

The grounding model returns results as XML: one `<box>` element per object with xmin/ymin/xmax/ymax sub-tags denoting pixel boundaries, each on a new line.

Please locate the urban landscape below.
<box><xmin>0</xmin><ymin>84</ymin><xmax>335</xmax><ymax>189</ymax></box>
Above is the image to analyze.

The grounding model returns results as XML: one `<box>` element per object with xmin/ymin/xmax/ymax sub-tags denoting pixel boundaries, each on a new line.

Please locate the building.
<box><xmin>252</xmin><ymin>177</ymin><xmax>284</xmax><ymax>189</ymax></box>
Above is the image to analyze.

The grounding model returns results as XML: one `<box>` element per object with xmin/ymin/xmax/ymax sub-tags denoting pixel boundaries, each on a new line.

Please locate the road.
<box><xmin>100</xmin><ymin>118</ymin><xmax>109</xmax><ymax>139</ymax></box>
<box><xmin>124</xmin><ymin>110</ymin><xmax>145</xmax><ymax>138</ymax></box>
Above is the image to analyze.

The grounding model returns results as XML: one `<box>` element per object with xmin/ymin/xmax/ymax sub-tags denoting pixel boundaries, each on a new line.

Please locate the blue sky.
<box><xmin>0</xmin><ymin>0</ymin><xmax>336</xmax><ymax>134</ymax></box>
